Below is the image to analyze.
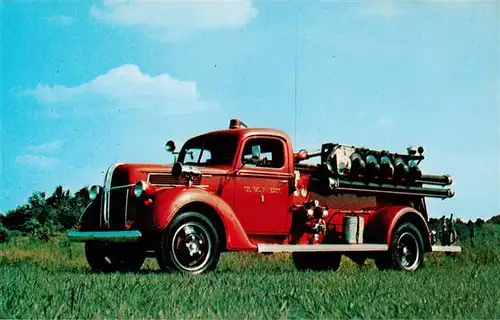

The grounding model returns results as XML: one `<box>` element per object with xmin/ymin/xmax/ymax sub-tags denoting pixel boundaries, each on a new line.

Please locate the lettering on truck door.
<box><xmin>233</xmin><ymin>136</ymin><xmax>291</xmax><ymax>234</ymax></box>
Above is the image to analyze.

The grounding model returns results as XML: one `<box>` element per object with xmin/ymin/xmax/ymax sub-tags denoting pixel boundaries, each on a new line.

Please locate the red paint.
<box><xmin>151</xmin><ymin>187</ymin><xmax>256</xmax><ymax>251</ymax></box>
<box><xmin>82</xmin><ymin>122</ymin><xmax>444</xmax><ymax>253</ymax></box>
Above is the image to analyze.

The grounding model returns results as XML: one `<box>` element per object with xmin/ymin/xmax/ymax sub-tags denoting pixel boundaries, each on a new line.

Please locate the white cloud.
<box><xmin>43</xmin><ymin>15</ymin><xmax>75</xmax><ymax>25</ymax></box>
<box><xmin>16</xmin><ymin>155</ymin><xmax>61</xmax><ymax>169</ymax></box>
<box><xmin>25</xmin><ymin>141</ymin><xmax>62</xmax><ymax>154</ymax></box>
<box><xmin>26</xmin><ymin>64</ymin><xmax>215</xmax><ymax>114</ymax></box>
<box><xmin>89</xmin><ymin>0</ymin><xmax>258</xmax><ymax>40</ymax></box>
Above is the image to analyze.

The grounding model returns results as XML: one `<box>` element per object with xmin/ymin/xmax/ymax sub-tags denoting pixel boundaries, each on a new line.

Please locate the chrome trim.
<box><xmin>77</xmin><ymin>202</ymin><xmax>92</xmax><ymax>225</ymax></box>
<box><xmin>237</xmin><ymin>170</ymin><xmax>292</xmax><ymax>179</ymax></box>
<box><xmin>110</xmin><ymin>184</ymin><xmax>135</xmax><ymax>190</ymax></box>
<box><xmin>103</xmin><ymin>163</ymin><xmax>124</xmax><ymax>227</ymax></box>
<box><xmin>431</xmin><ymin>245</ymin><xmax>462</xmax><ymax>253</ymax></box>
<box><xmin>147</xmin><ymin>172</ymin><xmax>214</xmax><ymax>181</ymax></box>
<box><xmin>124</xmin><ymin>189</ymin><xmax>129</xmax><ymax>225</ymax></box>
<box><xmin>151</xmin><ymin>184</ymin><xmax>209</xmax><ymax>188</ymax></box>
<box><xmin>193</xmin><ymin>185</ymin><xmax>209</xmax><ymax>189</ymax></box>
<box><xmin>67</xmin><ymin>230</ymin><xmax>142</xmax><ymax>242</ymax></box>
<box><xmin>99</xmin><ymin>191</ymin><xmax>104</xmax><ymax>228</ymax></box>
<box><xmin>257</xmin><ymin>244</ymin><xmax>388</xmax><ymax>253</ymax></box>
<box><xmin>147</xmin><ymin>173</ymin><xmax>208</xmax><ymax>188</ymax></box>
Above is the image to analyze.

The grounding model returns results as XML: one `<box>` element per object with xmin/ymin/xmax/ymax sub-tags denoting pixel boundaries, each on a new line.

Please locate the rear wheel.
<box><xmin>292</xmin><ymin>252</ymin><xmax>341</xmax><ymax>271</ymax></box>
<box><xmin>85</xmin><ymin>242</ymin><xmax>146</xmax><ymax>273</ymax></box>
<box><xmin>376</xmin><ymin>222</ymin><xmax>424</xmax><ymax>271</ymax></box>
<box><xmin>157</xmin><ymin>212</ymin><xmax>220</xmax><ymax>274</ymax></box>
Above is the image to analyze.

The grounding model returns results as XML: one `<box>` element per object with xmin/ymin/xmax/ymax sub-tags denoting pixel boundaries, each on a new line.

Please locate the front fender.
<box><xmin>364</xmin><ymin>206</ymin><xmax>431</xmax><ymax>251</ymax></box>
<box><xmin>151</xmin><ymin>187</ymin><xmax>256</xmax><ymax>251</ymax></box>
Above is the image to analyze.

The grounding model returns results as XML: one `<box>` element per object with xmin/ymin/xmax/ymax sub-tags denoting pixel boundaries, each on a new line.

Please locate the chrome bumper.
<box><xmin>67</xmin><ymin>230</ymin><xmax>142</xmax><ymax>242</ymax></box>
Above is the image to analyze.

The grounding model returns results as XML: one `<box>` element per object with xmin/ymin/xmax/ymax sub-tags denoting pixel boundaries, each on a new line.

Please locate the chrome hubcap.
<box><xmin>172</xmin><ymin>222</ymin><xmax>211</xmax><ymax>272</ymax></box>
<box><xmin>397</xmin><ymin>232</ymin><xmax>420</xmax><ymax>270</ymax></box>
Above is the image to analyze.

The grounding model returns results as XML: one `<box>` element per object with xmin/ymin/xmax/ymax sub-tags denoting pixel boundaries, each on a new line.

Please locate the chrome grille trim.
<box><xmin>110</xmin><ymin>184</ymin><xmax>135</xmax><ymax>190</ymax></box>
<box><xmin>124</xmin><ymin>189</ymin><xmax>129</xmax><ymax>226</ymax></box>
<box><xmin>102</xmin><ymin>163</ymin><xmax>124</xmax><ymax>227</ymax></box>
<box><xmin>99</xmin><ymin>192</ymin><xmax>104</xmax><ymax>228</ymax></box>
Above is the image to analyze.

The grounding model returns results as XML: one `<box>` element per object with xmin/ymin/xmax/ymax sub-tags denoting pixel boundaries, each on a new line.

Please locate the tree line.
<box><xmin>0</xmin><ymin>185</ymin><xmax>498</xmax><ymax>243</ymax></box>
<box><xmin>0</xmin><ymin>186</ymin><xmax>90</xmax><ymax>242</ymax></box>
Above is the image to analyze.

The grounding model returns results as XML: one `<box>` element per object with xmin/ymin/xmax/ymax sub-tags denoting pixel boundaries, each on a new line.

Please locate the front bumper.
<box><xmin>67</xmin><ymin>230</ymin><xmax>142</xmax><ymax>242</ymax></box>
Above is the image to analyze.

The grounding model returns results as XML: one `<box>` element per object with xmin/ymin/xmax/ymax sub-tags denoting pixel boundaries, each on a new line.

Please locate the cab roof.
<box><xmin>189</xmin><ymin>127</ymin><xmax>291</xmax><ymax>143</ymax></box>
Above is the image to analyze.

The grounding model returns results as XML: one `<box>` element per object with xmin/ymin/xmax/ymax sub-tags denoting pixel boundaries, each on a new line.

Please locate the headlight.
<box><xmin>134</xmin><ymin>181</ymin><xmax>147</xmax><ymax>198</ymax></box>
<box><xmin>89</xmin><ymin>185</ymin><xmax>101</xmax><ymax>200</ymax></box>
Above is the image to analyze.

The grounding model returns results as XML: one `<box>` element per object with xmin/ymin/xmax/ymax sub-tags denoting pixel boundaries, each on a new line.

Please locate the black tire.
<box><xmin>85</xmin><ymin>242</ymin><xmax>146</xmax><ymax>273</ymax></box>
<box><xmin>156</xmin><ymin>211</ymin><xmax>220</xmax><ymax>274</ymax></box>
<box><xmin>292</xmin><ymin>252</ymin><xmax>341</xmax><ymax>271</ymax></box>
<box><xmin>375</xmin><ymin>222</ymin><xmax>424</xmax><ymax>271</ymax></box>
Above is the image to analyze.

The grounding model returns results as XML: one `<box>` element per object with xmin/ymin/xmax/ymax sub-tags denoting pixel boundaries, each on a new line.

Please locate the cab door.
<box><xmin>233</xmin><ymin>136</ymin><xmax>292</xmax><ymax>235</ymax></box>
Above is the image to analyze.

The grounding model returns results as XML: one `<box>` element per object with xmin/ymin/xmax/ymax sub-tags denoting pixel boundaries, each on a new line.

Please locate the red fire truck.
<box><xmin>68</xmin><ymin>119</ymin><xmax>460</xmax><ymax>274</ymax></box>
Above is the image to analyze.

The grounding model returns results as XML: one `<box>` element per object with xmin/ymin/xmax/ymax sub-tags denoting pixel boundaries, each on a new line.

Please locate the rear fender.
<box><xmin>364</xmin><ymin>206</ymin><xmax>431</xmax><ymax>251</ymax></box>
<box><xmin>152</xmin><ymin>187</ymin><xmax>256</xmax><ymax>251</ymax></box>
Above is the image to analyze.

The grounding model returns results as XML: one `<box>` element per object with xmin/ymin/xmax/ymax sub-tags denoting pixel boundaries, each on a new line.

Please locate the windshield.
<box><xmin>178</xmin><ymin>134</ymin><xmax>238</xmax><ymax>167</ymax></box>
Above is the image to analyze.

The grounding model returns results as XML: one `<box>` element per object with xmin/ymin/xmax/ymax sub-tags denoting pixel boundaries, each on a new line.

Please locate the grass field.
<box><xmin>1</xmin><ymin>228</ymin><xmax>500</xmax><ymax>319</ymax></box>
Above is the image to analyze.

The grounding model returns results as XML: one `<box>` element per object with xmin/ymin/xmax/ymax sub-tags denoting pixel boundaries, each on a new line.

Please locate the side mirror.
<box><xmin>165</xmin><ymin>140</ymin><xmax>176</xmax><ymax>153</ymax></box>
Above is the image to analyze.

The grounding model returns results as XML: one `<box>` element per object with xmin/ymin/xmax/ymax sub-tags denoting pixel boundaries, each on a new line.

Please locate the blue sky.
<box><xmin>1</xmin><ymin>1</ymin><xmax>499</xmax><ymax>220</ymax></box>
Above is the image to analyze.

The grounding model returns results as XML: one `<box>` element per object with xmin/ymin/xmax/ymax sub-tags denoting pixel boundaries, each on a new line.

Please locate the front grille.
<box><xmin>102</xmin><ymin>168</ymin><xmax>202</xmax><ymax>230</ymax></box>
<box><xmin>107</xmin><ymin>167</ymin><xmax>134</xmax><ymax>229</ymax></box>
<box><xmin>108</xmin><ymin>188</ymin><xmax>128</xmax><ymax>229</ymax></box>
<box><xmin>148</xmin><ymin>173</ymin><xmax>200</xmax><ymax>186</ymax></box>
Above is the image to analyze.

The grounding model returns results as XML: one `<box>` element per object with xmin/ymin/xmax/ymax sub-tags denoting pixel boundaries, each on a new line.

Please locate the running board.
<box><xmin>257</xmin><ymin>244</ymin><xmax>388</xmax><ymax>253</ymax></box>
<box><xmin>431</xmin><ymin>245</ymin><xmax>462</xmax><ymax>253</ymax></box>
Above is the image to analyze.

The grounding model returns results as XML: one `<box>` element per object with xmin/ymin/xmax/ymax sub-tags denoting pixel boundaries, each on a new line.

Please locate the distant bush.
<box><xmin>0</xmin><ymin>186</ymin><xmax>90</xmax><ymax>240</ymax></box>
<box><xmin>435</xmin><ymin>223</ymin><xmax>500</xmax><ymax>267</ymax></box>
<box><xmin>487</xmin><ymin>214</ymin><xmax>500</xmax><ymax>225</ymax></box>
<box><xmin>30</xmin><ymin>223</ymin><xmax>58</xmax><ymax>243</ymax></box>
<box><xmin>0</xmin><ymin>223</ymin><xmax>9</xmax><ymax>243</ymax></box>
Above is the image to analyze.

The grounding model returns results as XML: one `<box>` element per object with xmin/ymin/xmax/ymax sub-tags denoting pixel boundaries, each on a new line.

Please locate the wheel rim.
<box><xmin>171</xmin><ymin>221</ymin><xmax>212</xmax><ymax>272</ymax></box>
<box><xmin>87</xmin><ymin>242</ymin><xmax>115</xmax><ymax>271</ymax></box>
<box><xmin>396</xmin><ymin>232</ymin><xmax>420</xmax><ymax>270</ymax></box>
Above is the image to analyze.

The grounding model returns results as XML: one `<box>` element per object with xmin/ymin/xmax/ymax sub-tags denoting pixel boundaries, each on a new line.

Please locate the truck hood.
<box><xmin>109</xmin><ymin>163</ymin><xmax>230</xmax><ymax>188</ymax></box>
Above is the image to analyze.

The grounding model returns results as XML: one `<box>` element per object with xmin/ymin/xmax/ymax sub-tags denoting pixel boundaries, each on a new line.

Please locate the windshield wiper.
<box><xmin>195</xmin><ymin>139</ymin><xmax>207</xmax><ymax>164</ymax></box>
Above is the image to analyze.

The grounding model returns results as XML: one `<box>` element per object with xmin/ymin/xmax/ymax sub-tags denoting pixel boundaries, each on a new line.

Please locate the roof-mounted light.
<box><xmin>229</xmin><ymin>119</ymin><xmax>248</xmax><ymax>129</ymax></box>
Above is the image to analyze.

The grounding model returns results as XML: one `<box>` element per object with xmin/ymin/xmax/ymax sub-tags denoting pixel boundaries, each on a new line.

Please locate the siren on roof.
<box><xmin>229</xmin><ymin>119</ymin><xmax>248</xmax><ymax>129</ymax></box>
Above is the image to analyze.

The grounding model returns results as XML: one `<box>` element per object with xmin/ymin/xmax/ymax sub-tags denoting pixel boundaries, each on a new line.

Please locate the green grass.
<box><xmin>1</xmin><ymin>230</ymin><xmax>500</xmax><ymax>319</ymax></box>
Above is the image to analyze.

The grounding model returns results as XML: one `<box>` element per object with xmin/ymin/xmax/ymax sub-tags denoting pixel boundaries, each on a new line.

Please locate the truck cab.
<box><xmin>69</xmin><ymin>119</ymin><xmax>460</xmax><ymax>274</ymax></box>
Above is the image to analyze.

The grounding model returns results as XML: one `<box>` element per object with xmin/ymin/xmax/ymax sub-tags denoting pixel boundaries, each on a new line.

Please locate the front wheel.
<box><xmin>376</xmin><ymin>222</ymin><xmax>424</xmax><ymax>271</ymax></box>
<box><xmin>85</xmin><ymin>242</ymin><xmax>146</xmax><ymax>273</ymax></box>
<box><xmin>156</xmin><ymin>212</ymin><xmax>221</xmax><ymax>274</ymax></box>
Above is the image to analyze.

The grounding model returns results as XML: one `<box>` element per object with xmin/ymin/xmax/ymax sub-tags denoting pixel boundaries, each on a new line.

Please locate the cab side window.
<box><xmin>241</xmin><ymin>138</ymin><xmax>285</xmax><ymax>169</ymax></box>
